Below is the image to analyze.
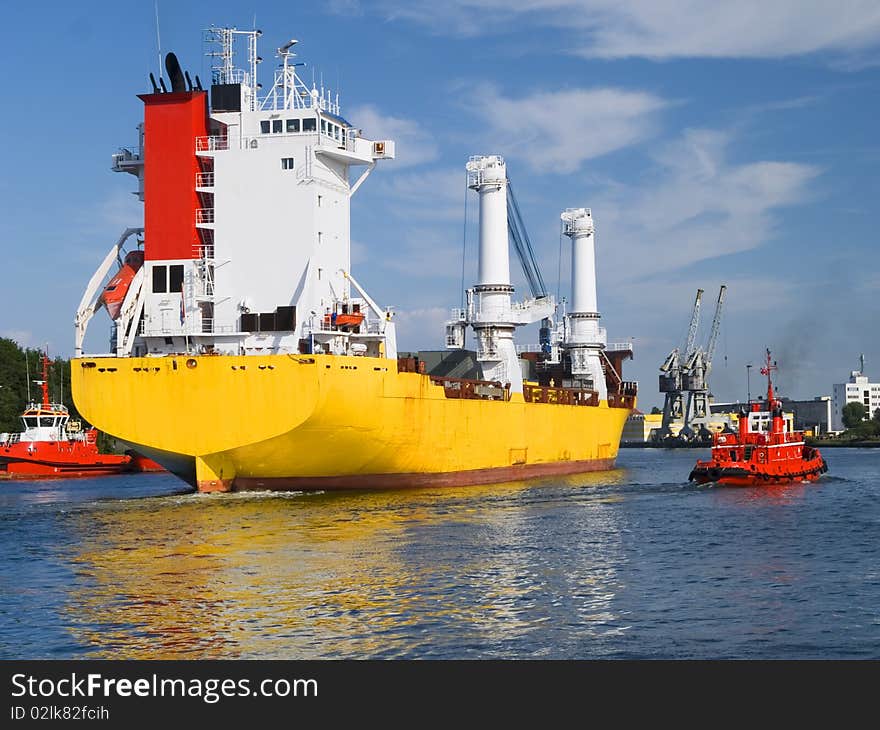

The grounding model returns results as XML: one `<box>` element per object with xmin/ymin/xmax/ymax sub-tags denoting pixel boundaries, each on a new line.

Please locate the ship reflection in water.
<box><xmin>4</xmin><ymin>448</ymin><xmax>878</xmax><ymax>659</ymax></box>
<box><xmin>63</xmin><ymin>469</ymin><xmax>630</xmax><ymax>659</ymax></box>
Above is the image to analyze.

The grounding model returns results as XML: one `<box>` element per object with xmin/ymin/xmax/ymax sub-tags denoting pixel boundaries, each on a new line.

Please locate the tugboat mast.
<box><xmin>760</xmin><ymin>348</ymin><xmax>778</xmax><ymax>406</ymax></box>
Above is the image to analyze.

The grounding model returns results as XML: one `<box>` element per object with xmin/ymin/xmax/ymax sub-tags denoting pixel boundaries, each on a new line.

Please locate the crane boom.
<box><xmin>684</xmin><ymin>288</ymin><xmax>704</xmax><ymax>359</ymax></box>
<box><xmin>705</xmin><ymin>284</ymin><xmax>726</xmax><ymax>365</ymax></box>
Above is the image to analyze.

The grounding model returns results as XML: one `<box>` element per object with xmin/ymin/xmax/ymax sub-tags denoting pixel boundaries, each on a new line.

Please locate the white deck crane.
<box><xmin>655</xmin><ymin>288</ymin><xmax>703</xmax><ymax>440</ymax></box>
<box><xmin>681</xmin><ymin>284</ymin><xmax>726</xmax><ymax>440</ymax></box>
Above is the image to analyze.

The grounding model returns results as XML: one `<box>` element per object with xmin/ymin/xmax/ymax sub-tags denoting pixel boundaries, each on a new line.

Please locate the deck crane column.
<box><xmin>466</xmin><ymin>155</ymin><xmax>521</xmax><ymax>391</ymax></box>
<box><xmin>561</xmin><ymin>208</ymin><xmax>607</xmax><ymax>399</ymax></box>
<box><xmin>450</xmin><ymin>155</ymin><xmax>556</xmax><ymax>393</ymax></box>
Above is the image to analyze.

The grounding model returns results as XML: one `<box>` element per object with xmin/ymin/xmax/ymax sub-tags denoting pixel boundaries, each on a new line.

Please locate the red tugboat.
<box><xmin>0</xmin><ymin>353</ymin><xmax>133</xmax><ymax>479</ymax></box>
<box><xmin>689</xmin><ymin>349</ymin><xmax>828</xmax><ymax>486</ymax></box>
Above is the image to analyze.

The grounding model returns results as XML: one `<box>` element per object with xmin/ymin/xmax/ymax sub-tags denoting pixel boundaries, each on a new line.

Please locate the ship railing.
<box><xmin>608</xmin><ymin>381</ymin><xmax>638</xmax><ymax>409</ymax></box>
<box><xmin>111</xmin><ymin>146</ymin><xmax>142</xmax><ymax>171</ymax></box>
<box><xmin>196</xmin><ymin>135</ymin><xmax>229</xmax><ymax>152</ymax></box>
<box><xmin>195</xmin><ymin>208</ymin><xmax>215</xmax><ymax>224</ymax></box>
<box><xmin>606</xmin><ymin>342</ymin><xmax>634</xmax><ymax>352</ymax></box>
<box><xmin>196</xmin><ymin>131</ymin><xmax>369</xmax><ymax>156</ymax></box>
<box><xmin>449</xmin><ymin>308</ymin><xmax>467</xmax><ymax>322</ymax></box>
<box><xmin>430</xmin><ymin>376</ymin><xmax>510</xmax><ymax>402</ymax></box>
<box><xmin>196</xmin><ymin>172</ymin><xmax>214</xmax><ymax>188</ymax></box>
<box><xmin>192</xmin><ymin>244</ymin><xmax>215</xmax><ymax>259</ymax></box>
<box><xmin>198</xmin><ymin>319</ymin><xmax>237</xmax><ymax>334</ymax></box>
<box><xmin>239</xmin><ymin>133</ymin><xmax>316</xmax><ymax>150</ymax></box>
<box><xmin>523</xmin><ymin>384</ymin><xmax>599</xmax><ymax>407</ymax></box>
<box><xmin>0</xmin><ymin>432</ymin><xmax>21</xmax><ymax>446</ymax></box>
<box><xmin>311</xmin><ymin>318</ymin><xmax>383</xmax><ymax>335</ymax></box>
<box><xmin>138</xmin><ymin>319</ymin><xmax>237</xmax><ymax>337</ymax></box>
<box><xmin>619</xmin><ymin>380</ymin><xmax>639</xmax><ymax>396</ymax></box>
<box><xmin>516</xmin><ymin>344</ymin><xmax>543</xmax><ymax>354</ymax></box>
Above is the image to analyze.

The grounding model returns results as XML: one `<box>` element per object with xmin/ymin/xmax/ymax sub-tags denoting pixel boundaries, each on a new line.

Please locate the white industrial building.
<box><xmin>831</xmin><ymin>361</ymin><xmax>880</xmax><ymax>432</ymax></box>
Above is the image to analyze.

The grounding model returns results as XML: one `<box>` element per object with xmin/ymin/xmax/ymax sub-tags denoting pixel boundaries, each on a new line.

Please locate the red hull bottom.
<box><xmin>208</xmin><ymin>457</ymin><xmax>619</xmax><ymax>493</ymax></box>
<box><xmin>691</xmin><ymin>472</ymin><xmax>824</xmax><ymax>487</ymax></box>
<box><xmin>689</xmin><ymin>458</ymin><xmax>828</xmax><ymax>487</ymax></box>
<box><xmin>0</xmin><ymin>449</ymin><xmax>132</xmax><ymax>480</ymax></box>
<box><xmin>0</xmin><ymin>463</ymin><xmax>131</xmax><ymax>480</ymax></box>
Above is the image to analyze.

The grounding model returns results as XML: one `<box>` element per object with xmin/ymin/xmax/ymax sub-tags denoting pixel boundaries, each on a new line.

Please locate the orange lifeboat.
<box><xmin>100</xmin><ymin>250</ymin><xmax>144</xmax><ymax>319</ymax></box>
<box><xmin>323</xmin><ymin>310</ymin><xmax>365</xmax><ymax>330</ymax></box>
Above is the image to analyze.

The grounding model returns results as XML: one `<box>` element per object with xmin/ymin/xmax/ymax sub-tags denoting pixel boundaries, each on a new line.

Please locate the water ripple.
<box><xmin>0</xmin><ymin>448</ymin><xmax>877</xmax><ymax>658</ymax></box>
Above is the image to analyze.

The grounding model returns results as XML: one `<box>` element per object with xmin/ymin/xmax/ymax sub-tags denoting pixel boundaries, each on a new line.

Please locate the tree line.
<box><xmin>841</xmin><ymin>401</ymin><xmax>880</xmax><ymax>439</ymax></box>
<box><xmin>0</xmin><ymin>338</ymin><xmax>81</xmax><ymax>434</ymax></box>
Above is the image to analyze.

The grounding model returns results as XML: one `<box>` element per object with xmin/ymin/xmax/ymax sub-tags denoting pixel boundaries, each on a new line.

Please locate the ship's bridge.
<box><xmin>77</xmin><ymin>26</ymin><xmax>398</xmax><ymax>363</ymax></box>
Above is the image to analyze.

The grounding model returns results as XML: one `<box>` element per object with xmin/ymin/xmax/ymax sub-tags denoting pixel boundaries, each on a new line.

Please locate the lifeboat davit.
<box><xmin>689</xmin><ymin>349</ymin><xmax>828</xmax><ymax>487</ymax></box>
<box><xmin>100</xmin><ymin>250</ymin><xmax>144</xmax><ymax>319</ymax></box>
<box><xmin>323</xmin><ymin>310</ymin><xmax>365</xmax><ymax>330</ymax></box>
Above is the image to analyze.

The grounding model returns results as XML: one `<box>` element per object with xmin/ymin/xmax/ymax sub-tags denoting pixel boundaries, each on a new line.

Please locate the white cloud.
<box><xmin>592</xmin><ymin>129</ymin><xmax>820</xmax><ymax>283</ymax></box>
<box><xmin>350</xmin><ymin>238</ymin><xmax>369</xmax><ymax>266</ymax></box>
<box><xmin>0</xmin><ymin>330</ymin><xmax>34</xmax><ymax>347</ymax></box>
<box><xmin>468</xmin><ymin>85</ymin><xmax>668</xmax><ymax>173</ymax></box>
<box><xmin>366</xmin><ymin>1</ymin><xmax>880</xmax><ymax>62</ymax></box>
<box><xmin>369</xmin><ymin>167</ymin><xmax>467</xmax><ymax>221</ymax></box>
<box><xmin>379</xmin><ymin>226</ymin><xmax>465</xmax><ymax>280</ymax></box>
<box><xmin>349</xmin><ymin>104</ymin><xmax>440</xmax><ymax>168</ymax></box>
<box><xmin>93</xmin><ymin>189</ymin><xmax>143</xmax><ymax>231</ymax></box>
<box><xmin>391</xmin><ymin>306</ymin><xmax>451</xmax><ymax>350</ymax></box>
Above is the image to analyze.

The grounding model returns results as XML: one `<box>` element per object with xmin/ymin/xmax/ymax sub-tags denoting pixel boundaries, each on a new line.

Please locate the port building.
<box><xmin>832</xmin><ymin>366</ymin><xmax>880</xmax><ymax>432</ymax></box>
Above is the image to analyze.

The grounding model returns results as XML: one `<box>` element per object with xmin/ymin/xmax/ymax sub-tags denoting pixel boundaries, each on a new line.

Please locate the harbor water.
<box><xmin>1</xmin><ymin>448</ymin><xmax>877</xmax><ymax>659</ymax></box>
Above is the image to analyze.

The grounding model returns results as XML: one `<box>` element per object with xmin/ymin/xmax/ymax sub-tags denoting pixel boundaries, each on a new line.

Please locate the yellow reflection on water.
<box><xmin>65</xmin><ymin>471</ymin><xmax>629</xmax><ymax>658</ymax></box>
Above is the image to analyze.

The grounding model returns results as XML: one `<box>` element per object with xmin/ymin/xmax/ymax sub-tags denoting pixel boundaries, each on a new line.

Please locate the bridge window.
<box><xmin>272</xmin><ymin>119</ymin><xmax>283</xmax><ymax>133</ymax></box>
<box><xmin>152</xmin><ymin>265</ymin><xmax>167</xmax><ymax>293</ymax></box>
<box><xmin>169</xmin><ymin>265</ymin><xmax>184</xmax><ymax>293</ymax></box>
<box><xmin>260</xmin><ymin>120</ymin><xmax>270</xmax><ymax>134</ymax></box>
<box><xmin>303</xmin><ymin>118</ymin><xmax>316</xmax><ymax>132</ymax></box>
<box><xmin>286</xmin><ymin>119</ymin><xmax>300</xmax><ymax>133</ymax></box>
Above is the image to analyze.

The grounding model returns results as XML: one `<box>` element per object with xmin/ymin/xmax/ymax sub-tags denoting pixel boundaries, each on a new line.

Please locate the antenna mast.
<box><xmin>154</xmin><ymin>1</ymin><xmax>163</xmax><ymax>84</ymax></box>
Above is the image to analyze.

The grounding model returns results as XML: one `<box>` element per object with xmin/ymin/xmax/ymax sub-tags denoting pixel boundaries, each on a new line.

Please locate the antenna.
<box><xmin>860</xmin><ymin>353</ymin><xmax>865</xmax><ymax>375</ymax></box>
<box><xmin>25</xmin><ymin>350</ymin><xmax>30</xmax><ymax>402</ymax></box>
<box><xmin>154</xmin><ymin>0</ymin><xmax>163</xmax><ymax>85</ymax></box>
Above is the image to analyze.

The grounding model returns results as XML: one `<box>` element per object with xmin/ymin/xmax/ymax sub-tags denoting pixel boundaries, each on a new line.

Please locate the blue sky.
<box><xmin>1</xmin><ymin>1</ymin><xmax>878</xmax><ymax>408</ymax></box>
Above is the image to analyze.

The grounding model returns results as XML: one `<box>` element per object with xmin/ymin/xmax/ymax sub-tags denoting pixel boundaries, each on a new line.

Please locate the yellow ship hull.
<box><xmin>71</xmin><ymin>354</ymin><xmax>633</xmax><ymax>492</ymax></box>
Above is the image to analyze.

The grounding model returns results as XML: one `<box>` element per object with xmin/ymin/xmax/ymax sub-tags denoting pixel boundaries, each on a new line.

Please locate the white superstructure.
<box><xmin>76</xmin><ymin>27</ymin><xmax>397</xmax><ymax>361</ymax></box>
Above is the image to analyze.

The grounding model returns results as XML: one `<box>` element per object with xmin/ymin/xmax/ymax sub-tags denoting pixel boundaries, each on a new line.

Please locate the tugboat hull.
<box><xmin>689</xmin><ymin>458</ymin><xmax>828</xmax><ymax>487</ymax></box>
<box><xmin>688</xmin><ymin>349</ymin><xmax>828</xmax><ymax>488</ymax></box>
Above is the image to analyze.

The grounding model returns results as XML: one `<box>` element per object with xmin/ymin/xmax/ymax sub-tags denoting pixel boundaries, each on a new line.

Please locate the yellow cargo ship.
<box><xmin>73</xmin><ymin>353</ymin><xmax>634</xmax><ymax>492</ymax></box>
<box><xmin>72</xmin><ymin>27</ymin><xmax>636</xmax><ymax>492</ymax></box>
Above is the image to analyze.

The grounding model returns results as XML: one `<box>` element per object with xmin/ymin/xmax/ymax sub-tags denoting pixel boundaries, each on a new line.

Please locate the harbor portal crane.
<box><xmin>655</xmin><ymin>288</ymin><xmax>703</xmax><ymax>440</ymax></box>
<box><xmin>681</xmin><ymin>284</ymin><xmax>726</xmax><ymax>440</ymax></box>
